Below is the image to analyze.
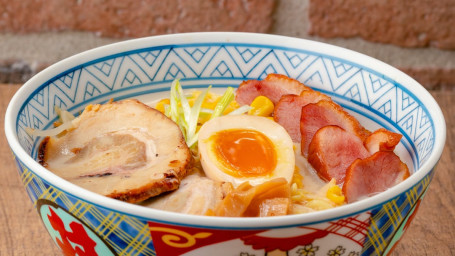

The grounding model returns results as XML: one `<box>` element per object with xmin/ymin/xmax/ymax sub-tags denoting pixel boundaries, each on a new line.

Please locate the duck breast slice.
<box><xmin>364</xmin><ymin>128</ymin><xmax>402</xmax><ymax>154</ymax></box>
<box><xmin>343</xmin><ymin>151</ymin><xmax>410</xmax><ymax>203</ymax></box>
<box><xmin>273</xmin><ymin>91</ymin><xmax>331</xmax><ymax>142</ymax></box>
<box><xmin>300</xmin><ymin>100</ymin><xmax>371</xmax><ymax>157</ymax></box>
<box><xmin>235</xmin><ymin>73</ymin><xmax>311</xmax><ymax>105</ymax></box>
<box><xmin>307</xmin><ymin>125</ymin><xmax>370</xmax><ymax>184</ymax></box>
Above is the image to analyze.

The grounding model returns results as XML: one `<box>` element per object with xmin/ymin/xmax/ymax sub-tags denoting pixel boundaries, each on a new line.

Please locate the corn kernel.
<box><xmin>224</xmin><ymin>100</ymin><xmax>240</xmax><ymax>114</ymax></box>
<box><xmin>188</xmin><ymin>90</ymin><xmax>241</xmax><ymax>115</ymax></box>
<box><xmin>202</xmin><ymin>93</ymin><xmax>220</xmax><ymax>110</ymax></box>
<box><xmin>326</xmin><ymin>184</ymin><xmax>345</xmax><ymax>205</ymax></box>
<box><xmin>291</xmin><ymin>169</ymin><xmax>304</xmax><ymax>189</ymax></box>
<box><xmin>155</xmin><ymin>98</ymin><xmax>170</xmax><ymax>113</ymax></box>
<box><xmin>187</xmin><ymin>91</ymin><xmax>218</xmax><ymax>109</ymax></box>
<box><xmin>248</xmin><ymin>96</ymin><xmax>274</xmax><ymax>116</ymax></box>
<box><xmin>187</xmin><ymin>91</ymin><xmax>199</xmax><ymax>107</ymax></box>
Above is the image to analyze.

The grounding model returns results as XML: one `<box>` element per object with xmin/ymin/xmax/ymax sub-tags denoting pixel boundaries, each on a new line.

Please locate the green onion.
<box><xmin>164</xmin><ymin>80</ymin><xmax>238</xmax><ymax>148</ymax></box>
<box><xmin>176</xmin><ymin>81</ymin><xmax>191</xmax><ymax>127</ymax></box>
<box><xmin>186</xmin><ymin>86</ymin><xmax>211</xmax><ymax>147</ymax></box>
<box><xmin>210</xmin><ymin>87</ymin><xmax>234</xmax><ymax>120</ymax></box>
<box><xmin>169</xmin><ymin>79</ymin><xmax>180</xmax><ymax>124</ymax></box>
<box><xmin>228</xmin><ymin>105</ymin><xmax>252</xmax><ymax>116</ymax></box>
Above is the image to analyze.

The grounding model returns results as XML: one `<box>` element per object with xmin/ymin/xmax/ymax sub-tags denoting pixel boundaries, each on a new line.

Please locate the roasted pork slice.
<box><xmin>273</xmin><ymin>91</ymin><xmax>331</xmax><ymax>142</ymax></box>
<box><xmin>307</xmin><ymin>125</ymin><xmax>370</xmax><ymax>184</ymax></box>
<box><xmin>142</xmin><ymin>173</ymin><xmax>233</xmax><ymax>215</ymax></box>
<box><xmin>364</xmin><ymin>128</ymin><xmax>402</xmax><ymax>154</ymax></box>
<box><xmin>39</xmin><ymin>99</ymin><xmax>192</xmax><ymax>203</ymax></box>
<box><xmin>342</xmin><ymin>151</ymin><xmax>410</xmax><ymax>203</ymax></box>
<box><xmin>300</xmin><ymin>100</ymin><xmax>371</xmax><ymax>156</ymax></box>
<box><xmin>235</xmin><ymin>73</ymin><xmax>311</xmax><ymax>105</ymax></box>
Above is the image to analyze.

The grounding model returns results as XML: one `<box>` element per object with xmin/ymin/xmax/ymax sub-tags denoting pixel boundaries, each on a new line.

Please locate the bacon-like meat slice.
<box><xmin>343</xmin><ymin>151</ymin><xmax>410</xmax><ymax>203</ymax></box>
<box><xmin>364</xmin><ymin>128</ymin><xmax>402</xmax><ymax>154</ymax></box>
<box><xmin>307</xmin><ymin>125</ymin><xmax>370</xmax><ymax>184</ymax></box>
<box><xmin>273</xmin><ymin>91</ymin><xmax>331</xmax><ymax>142</ymax></box>
<box><xmin>235</xmin><ymin>73</ymin><xmax>311</xmax><ymax>105</ymax></box>
<box><xmin>300</xmin><ymin>100</ymin><xmax>371</xmax><ymax>156</ymax></box>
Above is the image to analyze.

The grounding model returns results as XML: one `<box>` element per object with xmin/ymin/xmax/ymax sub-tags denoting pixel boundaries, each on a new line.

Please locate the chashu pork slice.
<box><xmin>39</xmin><ymin>99</ymin><xmax>192</xmax><ymax>203</ymax></box>
<box><xmin>141</xmin><ymin>172</ymin><xmax>233</xmax><ymax>215</ymax></box>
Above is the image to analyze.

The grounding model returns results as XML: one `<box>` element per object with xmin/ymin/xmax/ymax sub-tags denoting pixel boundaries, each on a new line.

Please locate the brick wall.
<box><xmin>307</xmin><ymin>0</ymin><xmax>455</xmax><ymax>89</ymax></box>
<box><xmin>1</xmin><ymin>0</ymin><xmax>454</xmax><ymax>89</ymax></box>
<box><xmin>309</xmin><ymin>0</ymin><xmax>455</xmax><ymax>50</ymax></box>
<box><xmin>0</xmin><ymin>0</ymin><xmax>275</xmax><ymax>37</ymax></box>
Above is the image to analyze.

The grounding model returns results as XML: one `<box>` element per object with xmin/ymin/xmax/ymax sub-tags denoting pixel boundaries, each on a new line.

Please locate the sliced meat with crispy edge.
<box><xmin>39</xmin><ymin>99</ymin><xmax>193</xmax><ymax>203</ymax></box>
<box><xmin>300</xmin><ymin>100</ymin><xmax>371</xmax><ymax>157</ymax></box>
<box><xmin>273</xmin><ymin>91</ymin><xmax>331</xmax><ymax>142</ymax></box>
<box><xmin>307</xmin><ymin>125</ymin><xmax>370</xmax><ymax>184</ymax></box>
<box><xmin>342</xmin><ymin>151</ymin><xmax>410</xmax><ymax>203</ymax></box>
<box><xmin>235</xmin><ymin>73</ymin><xmax>311</xmax><ymax>105</ymax></box>
<box><xmin>141</xmin><ymin>173</ymin><xmax>233</xmax><ymax>215</ymax></box>
<box><xmin>364</xmin><ymin>128</ymin><xmax>402</xmax><ymax>154</ymax></box>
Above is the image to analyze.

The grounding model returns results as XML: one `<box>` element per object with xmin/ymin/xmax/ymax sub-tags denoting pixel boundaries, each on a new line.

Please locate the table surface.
<box><xmin>1</xmin><ymin>84</ymin><xmax>454</xmax><ymax>255</ymax></box>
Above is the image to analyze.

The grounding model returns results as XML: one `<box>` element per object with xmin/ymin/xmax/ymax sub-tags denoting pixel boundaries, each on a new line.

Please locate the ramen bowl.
<box><xmin>5</xmin><ymin>32</ymin><xmax>445</xmax><ymax>256</ymax></box>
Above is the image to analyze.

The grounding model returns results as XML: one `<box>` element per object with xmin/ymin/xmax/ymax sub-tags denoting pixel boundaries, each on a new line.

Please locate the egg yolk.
<box><xmin>210</xmin><ymin>129</ymin><xmax>277</xmax><ymax>177</ymax></box>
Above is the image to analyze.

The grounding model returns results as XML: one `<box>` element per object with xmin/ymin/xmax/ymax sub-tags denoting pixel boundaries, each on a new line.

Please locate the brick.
<box><xmin>0</xmin><ymin>0</ymin><xmax>276</xmax><ymax>38</ymax></box>
<box><xmin>308</xmin><ymin>0</ymin><xmax>455</xmax><ymax>50</ymax></box>
<box><xmin>399</xmin><ymin>67</ymin><xmax>455</xmax><ymax>90</ymax></box>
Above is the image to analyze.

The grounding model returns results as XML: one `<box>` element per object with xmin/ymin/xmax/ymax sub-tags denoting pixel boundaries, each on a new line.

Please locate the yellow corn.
<box><xmin>291</xmin><ymin>169</ymin><xmax>304</xmax><ymax>189</ymax></box>
<box><xmin>154</xmin><ymin>98</ymin><xmax>170</xmax><ymax>113</ymax></box>
<box><xmin>186</xmin><ymin>92</ymin><xmax>197</xmax><ymax>107</ymax></box>
<box><xmin>223</xmin><ymin>100</ymin><xmax>240</xmax><ymax>114</ymax></box>
<box><xmin>186</xmin><ymin>91</ymin><xmax>217</xmax><ymax>109</ymax></box>
<box><xmin>189</xmin><ymin>91</ymin><xmax>240</xmax><ymax>114</ymax></box>
<box><xmin>248</xmin><ymin>96</ymin><xmax>274</xmax><ymax>116</ymax></box>
<box><xmin>202</xmin><ymin>93</ymin><xmax>219</xmax><ymax>110</ymax></box>
<box><xmin>326</xmin><ymin>184</ymin><xmax>345</xmax><ymax>205</ymax></box>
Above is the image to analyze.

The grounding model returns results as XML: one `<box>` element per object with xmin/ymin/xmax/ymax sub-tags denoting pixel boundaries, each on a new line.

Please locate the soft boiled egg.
<box><xmin>198</xmin><ymin>115</ymin><xmax>295</xmax><ymax>187</ymax></box>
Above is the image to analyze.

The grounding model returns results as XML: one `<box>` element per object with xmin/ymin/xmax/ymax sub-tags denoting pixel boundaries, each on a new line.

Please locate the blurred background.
<box><xmin>0</xmin><ymin>0</ymin><xmax>454</xmax><ymax>90</ymax></box>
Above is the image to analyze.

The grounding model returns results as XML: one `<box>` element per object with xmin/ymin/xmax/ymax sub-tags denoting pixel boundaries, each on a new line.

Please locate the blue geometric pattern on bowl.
<box><xmin>13</xmin><ymin>155</ymin><xmax>156</xmax><ymax>256</ymax></box>
<box><xmin>16</xmin><ymin>43</ymin><xmax>434</xmax><ymax>172</ymax></box>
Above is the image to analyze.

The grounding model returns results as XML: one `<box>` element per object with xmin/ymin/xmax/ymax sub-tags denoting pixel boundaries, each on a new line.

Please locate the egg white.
<box><xmin>198</xmin><ymin>115</ymin><xmax>295</xmax><ymax>187</ymax></box>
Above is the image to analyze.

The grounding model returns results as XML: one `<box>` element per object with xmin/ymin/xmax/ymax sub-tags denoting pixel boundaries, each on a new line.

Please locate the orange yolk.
<box><xmin>210</xmin><ymin>129</ymin><xmax>277</xmax><ymax>177</ymax></box>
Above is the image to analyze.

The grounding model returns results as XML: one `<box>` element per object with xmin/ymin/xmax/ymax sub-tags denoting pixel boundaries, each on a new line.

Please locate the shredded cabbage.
<box><xmin>26</xmin><ymin>106</ymin><xmax>76</xmax><ymax>137</ymax></box>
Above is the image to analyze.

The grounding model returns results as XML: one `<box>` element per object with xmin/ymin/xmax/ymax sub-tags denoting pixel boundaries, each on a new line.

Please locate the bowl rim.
<box><xmin>4</xmin><ymin>32</ymin><xmax>446</xmax><ymax>229</ymax></box>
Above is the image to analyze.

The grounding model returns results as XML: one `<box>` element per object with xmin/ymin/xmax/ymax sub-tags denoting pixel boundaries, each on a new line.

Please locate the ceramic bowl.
<box><xmin>5</xmin><ymin>32</ymin><xmax>445</xmax><ymax>256</ymax></box>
